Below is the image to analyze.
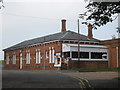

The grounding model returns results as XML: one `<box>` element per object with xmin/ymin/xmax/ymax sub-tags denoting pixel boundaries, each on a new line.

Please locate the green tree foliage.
<box><xmin>82</xmin><ymin>1</ymin><xmax>120</xmax><ymax>29</ymax></box>
<box><xmin>0</xmin><ymin>0</ymin><xmax>4</xmax><ymax>9</ymax></box>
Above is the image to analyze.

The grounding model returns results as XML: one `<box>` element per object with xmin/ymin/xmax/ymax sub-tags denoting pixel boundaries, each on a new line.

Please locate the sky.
<box><xmin>0</xmin><ymin>0</ymin><xmax>119</xmax><ymax>60</ymax></box>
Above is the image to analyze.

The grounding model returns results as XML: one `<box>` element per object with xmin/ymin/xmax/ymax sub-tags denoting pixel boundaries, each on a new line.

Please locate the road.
<box><xmin>2</xmin><ymin>67</ymin><xmax>118</xmax><ymax>89</ymax></box>
<box><xmin>2</xmin><ymin>70</ymin><xmax>83</xmax><ymax>89</ymax></box>
<box><xmin>60</xmin><ymin>70</ymin><xmax>119</xmax><ymax>89</ymax></box>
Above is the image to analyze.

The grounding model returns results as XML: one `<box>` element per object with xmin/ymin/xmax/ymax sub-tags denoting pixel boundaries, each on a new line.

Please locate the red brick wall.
<box><xmin>4</xmin><ymin>41</ymin><xmax>62</xmax><ymax>70</ymax></box>
<box><xmin>68</xmin><ymin>61</ymin><xmax>108</xmax><ymax>69</ymax></box>
<box><xmin>100</xmin><ymin>39</ymin><xmax>120</xmax><ymax>68</ymax></box>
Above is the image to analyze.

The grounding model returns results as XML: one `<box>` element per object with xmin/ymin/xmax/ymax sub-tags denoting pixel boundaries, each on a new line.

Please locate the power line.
<box><xmin>1</xmin><ymin>12</ymin><xmax>77</xmax><ymax>22</ymax></box>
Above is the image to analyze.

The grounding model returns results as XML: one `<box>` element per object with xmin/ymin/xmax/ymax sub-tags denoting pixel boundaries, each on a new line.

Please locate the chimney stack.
<box><xmin>88</xmin><ymin>24</ymin><xmax>93</xmax><ymax>40</ymax></box>
<box><xmin>61</xmin><ymin>19</ymin><xmax>66</xmax><ymax>32</ymax></box>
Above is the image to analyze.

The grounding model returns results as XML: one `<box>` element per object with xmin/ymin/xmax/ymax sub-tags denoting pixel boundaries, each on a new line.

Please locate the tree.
<box><xmin>0</xmin><ymin>0</ymin><xmax>4</xmax><ymax>9</ymax></box>
<box><xmin>82</xmin><ymin>1</ymin><xmax>120</xmax><ymax>29</ymax></box>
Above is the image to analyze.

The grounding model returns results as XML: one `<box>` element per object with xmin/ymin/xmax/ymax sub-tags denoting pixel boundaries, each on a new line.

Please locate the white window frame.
<box><xmin>62</xmin><ymin>44</ymin><xmax>108</xmax><ymax>61</ymax></box>
<box><xmin>36</xmin><ymin>51</ymin><xmax>40</xmax><ymax>64</ymax></box>
<box><xmin>49</xmin><ymin>47</ymin><xmax>51</xmax><ymax>63</ymax></box>
<box><xmin>26</xmin><ymin>52</ymin><xmax>30</xmax><ymax>64</ymax></box>
<box><xmin>12</xmin><ymin>54</ymin><xmax>16</xmax><ymax>64</ymax></box>
<box><xmin>6</xmin><ymin>56</ymin><xmax>9</xmax><ymax>64</ymax></box>
<box><xmin>51</xmin><ymin>48</ymin><xmax>55</xmax><ymax>63</ymax></box>
<box><xmin>49</xmin><ymin>47</ymin><xmax>55</xmax><ymax>63</ymax></box>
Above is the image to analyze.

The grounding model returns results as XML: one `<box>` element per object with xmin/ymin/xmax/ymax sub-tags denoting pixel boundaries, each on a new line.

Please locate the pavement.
<box><xmin>57</xmin><ymin>70</ymin><xmax>119</xmax><ymax>89</ymax></box>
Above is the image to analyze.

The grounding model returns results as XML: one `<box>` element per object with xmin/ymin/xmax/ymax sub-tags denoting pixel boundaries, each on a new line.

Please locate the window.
<box><xmin>49</xmin><ymin>47</ymin><xmax>55</xmax><ymax>63</ymax></box>
<box><xmin>72</xmin><ymin>52</ymin><xmax>78</xmax><ymax>58</ymax></box>
<box><xmin>46</xmin><ymin>51</ymin><xmax>48</xmax><ymax>59</ymax></box>
<box><xmin>36</xmin><ymin>51</ymin><xmax>40</xmax><ymax>64</ymax></box>
<box><xmin>63</xmin><ymin>52</ymin><xmax>70</xmax><ymax>58</ymax></box>
<box><xmin>6</xmin><ymin>56</ymin><xmax>9</xmax><ymax>64</ymax></box>
<box><xmin>91</xmin><ymin>52</ymin><xmax>107</xmax><ymax>59</ymax></box>
<box><xmin>26</xmin><ymin>52</ymin><xmax>30</xmax><ymax>64</ymax></box>
<box><xmin>51</xmin><ymin>48</ymin><xmax>55</xmax><ymax>63</ymax></box>
<box><xmin>102</xmin><ymin>54</ymin><xmax>107</xmax><ymax>59</ymax></box>
<box><xmin>12</xmin><ymin>54</ymin><xmax>16</xmax><ymax>64</ymax></box>
<box><xmin>72</xmin><ymin>52</ymin><xmax>89</xmax><ymax>59</ymax></box>
<box><xmin>80</xmin><ymin>52</ymin><xmax>89</xmax><ymax>59</ymax></box>
<box><xmin>49</xmin><ymin>48</ymin><xmax>51</xmax><ymax>63</ymax></box>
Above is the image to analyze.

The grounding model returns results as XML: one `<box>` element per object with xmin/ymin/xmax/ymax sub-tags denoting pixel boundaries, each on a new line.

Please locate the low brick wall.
<box><xmin>4</xmin><ymin>64</ymin><xmax>59</xmax><ymax>70</ymax></box>
<box><xmin>68</xmin><ymin>61</ymin><xmax>108</xmax><ymax>69</ymax></box>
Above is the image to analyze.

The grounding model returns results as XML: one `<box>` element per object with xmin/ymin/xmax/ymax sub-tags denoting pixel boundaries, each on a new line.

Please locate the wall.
<box><xmin>4</xmin><ymin>41</ymin><xmax>62</xmax><ymax>70</ymax></box>
<box><xmin>100</xmin><ymin>39</ymin><xmax>120</xmax><ymax>68</ymax></box>
<box><xmin>68</xmin><ymin>61</ymin><xmax>108</xmax><ymax>69</ymax></box>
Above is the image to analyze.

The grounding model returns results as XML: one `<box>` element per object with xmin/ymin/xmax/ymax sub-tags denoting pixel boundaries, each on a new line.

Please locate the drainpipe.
<box><xmin>116</xmin><ymin>46</ymin><xmax>119</xmax><ymax>68</ymax></box>
<box><xmin>108</xmin><ymin>48</ymin><xmax>110</xmax><ymax>68</ymax></box>
<box><xmin>43</xmin><ymin>37</ymin><xmax>46</xmax><ymax>70</ymax></box>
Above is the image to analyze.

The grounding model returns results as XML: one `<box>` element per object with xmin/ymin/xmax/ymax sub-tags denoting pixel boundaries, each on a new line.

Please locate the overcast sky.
<box><xmin>0</xmin><ymin>0</ymin><xmax>119</xmax><ymax>60</ymax></box>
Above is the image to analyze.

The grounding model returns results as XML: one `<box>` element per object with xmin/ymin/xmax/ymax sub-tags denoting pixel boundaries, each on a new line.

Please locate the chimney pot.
<box><xmin>61</xmin><ymin>19</ymin><xmax>66</xmax><ymax>32</ymax></box>
<box><xmin>88</xmin><ymin>24</ymin><xmax>93</xmax><ymax>40</ymax></box>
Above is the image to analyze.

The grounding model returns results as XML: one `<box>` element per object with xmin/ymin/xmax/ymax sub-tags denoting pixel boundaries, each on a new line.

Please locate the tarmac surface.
<box><xmin>58</xmin><ymin>70</ymin><xmax>119</xmax><ymax>89</ymax></box>
<box><xmin>1</xmin><ymin>68</ymin><xmax>119</xmax><ymax>89</ymax></box>
<box><xmin>2</xmin><ymin>70</ymin><xmax>82</xmax><ymax>89</ymax></box>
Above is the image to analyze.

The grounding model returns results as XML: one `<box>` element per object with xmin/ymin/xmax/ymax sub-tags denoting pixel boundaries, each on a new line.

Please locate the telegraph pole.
<box><xmin>78</xmin><ymin>19</ymin><xmax>80</xmax><ymax>61</ymax></box>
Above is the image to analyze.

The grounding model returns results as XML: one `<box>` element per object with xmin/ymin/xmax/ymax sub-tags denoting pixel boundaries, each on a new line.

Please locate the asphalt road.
<box><xmin>2</xmin><ymin>70</ymin><xmax>82</xmax><ymax>89</ymax></box>
<box><xmin>60</xmin><ymin>70</ymin><xmax>119</xmax><ymax>89</ymax></box>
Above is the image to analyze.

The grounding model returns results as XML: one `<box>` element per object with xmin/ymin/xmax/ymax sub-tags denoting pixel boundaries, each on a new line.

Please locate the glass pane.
<box><xmin>72</xmin><ymin>52</ymin><xmax>78</xmax><ymax>58</ymax></box>
<box><xmin>63</xmin><ymin>52</ymin><xmax>70</xmax><ymax>58</ymax></box>
<box><xmin>91</xmin><ymin>52</ymin><xmax>107</xmax><ymax>59</ymax></box>
<box><xmin>80</xmin><ymin>52</ymin><xmax>89</xmax><ymax>59</ymax></box>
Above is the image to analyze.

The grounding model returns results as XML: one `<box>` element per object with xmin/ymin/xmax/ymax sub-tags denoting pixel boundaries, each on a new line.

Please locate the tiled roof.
<box><xmin>3</xmin><ymin>30</ymin><xmax>100</xmax><ymax>51</ymax></box>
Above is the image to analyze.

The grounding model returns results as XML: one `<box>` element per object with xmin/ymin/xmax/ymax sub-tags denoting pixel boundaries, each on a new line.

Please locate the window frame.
<box><xmin>49</xmin><ymin>47</ymin><xmax>55</xmax><ymax>63</ymax></box>
<box><xmin>12</xmin><ymin>54</ymin><xmax>16</xmax><ymax>64</ymax></box>
<box><xmin>6</xmin><ymin>55</ymin><xmax>9</xmax><ymax>64</ymax></box>
<box><xmin>36</xmin><ymin>51</ymin><xmax>40</xmax><ymax>64</ymax></box>
<box><xmin>26</xmin><ymin>52</ymin><xmax>30</xmax><ymax>64</ymax></box>
<box><xmin>91</xmin><ymin>52</ymin><xmax>108</xmax><ymax>59</ymax></box>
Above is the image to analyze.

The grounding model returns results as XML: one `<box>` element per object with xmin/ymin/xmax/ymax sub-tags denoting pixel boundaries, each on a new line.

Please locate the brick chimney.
<box><xmin>88</xmin><ymin>24</ymin><xmax>93</xmax><ymax>40</ymax></box>
<box><xmin>61</xmin><ymin>19</ymin><xmax>66</xmax><ymax>32</ymax></box>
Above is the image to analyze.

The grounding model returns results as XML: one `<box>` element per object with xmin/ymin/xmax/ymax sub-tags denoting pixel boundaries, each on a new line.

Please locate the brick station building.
<box><xmin>3</xmin><ymin>20</ymin><xmax>120</xmax><ymax>70</ymax></box>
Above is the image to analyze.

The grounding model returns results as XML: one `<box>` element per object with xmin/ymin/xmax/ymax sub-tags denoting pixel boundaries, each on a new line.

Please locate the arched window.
<box><xmin>26</xmin><ymin>52</ymin><xmax>30</xmax><ymax>64</ymax></box>
<box><xmin>49</xmin><ymin>47</ymin><xmax>55</xmax><ymax>63</ymax></box>
<box><xmin>36</xmin><ymin>50</ymin><xmax>41</xmax><ymax>64</ymax></box>
<box><xmin>12</xmin><ymin>54</ymin><xmax>16</xmax><ymax>64</ymax></box>
<box><xmin>6</xmin><ymin>56</ymin><xmax>9</xmax><ymax>64</ymax></box>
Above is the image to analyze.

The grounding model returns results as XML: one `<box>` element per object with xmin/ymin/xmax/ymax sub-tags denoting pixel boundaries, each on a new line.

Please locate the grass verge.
<box><xmin>0</xmin><ymin>60</ymin><xmax>4</xmax><ymax>64</ymax></box>
<box><xmin>78</xmin><ymin>68</ymin><xmax>120</xmax><ymax>72</ymax></box>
